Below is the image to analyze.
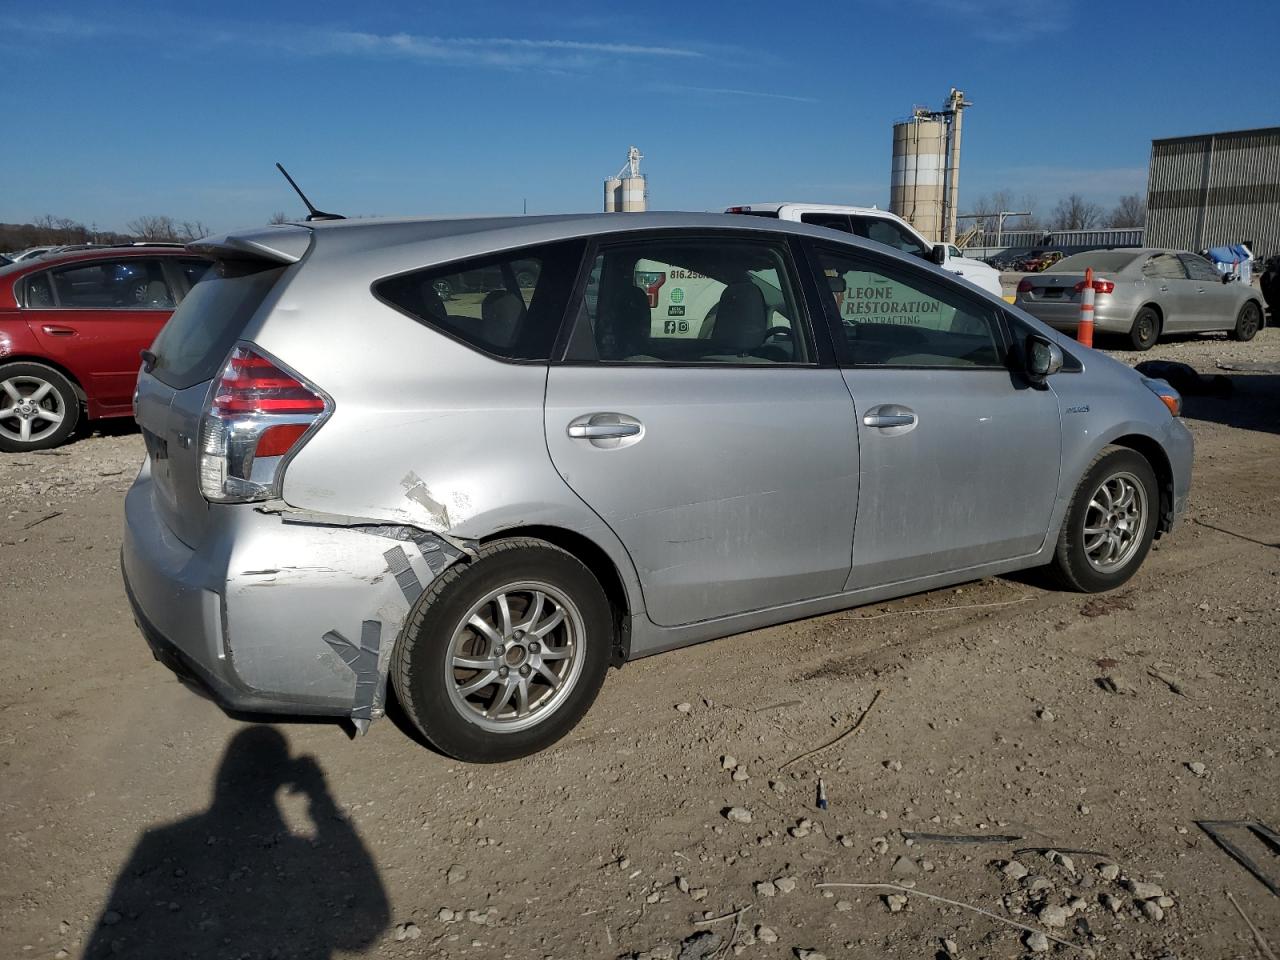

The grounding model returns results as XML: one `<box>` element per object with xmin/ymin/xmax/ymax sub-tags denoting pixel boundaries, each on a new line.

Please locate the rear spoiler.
<box><xmin>187</xmin><ymin>224</ymin><xmax>313</xmax><ymax>264</ymax></box>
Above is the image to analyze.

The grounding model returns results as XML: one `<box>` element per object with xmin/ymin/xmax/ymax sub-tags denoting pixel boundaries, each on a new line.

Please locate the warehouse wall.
<box><xmin>1146</xmin><ymin>127</ymin><xmax>1280</xmax><ymax>257</ymax></box>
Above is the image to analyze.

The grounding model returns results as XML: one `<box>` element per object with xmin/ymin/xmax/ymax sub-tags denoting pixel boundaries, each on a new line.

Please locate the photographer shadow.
<box><xmin>84</xmin><ymin>726</ymin><xmax>389</xmax><ymax>959</ymax></box>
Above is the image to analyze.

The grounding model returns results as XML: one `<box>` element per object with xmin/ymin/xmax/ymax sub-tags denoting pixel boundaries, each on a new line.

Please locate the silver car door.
<box><xmin>544</xmin><ymin>233</ymin><xmax>858</xmax><ymax>628</ymax></box>
<box><xmin>806</xmin><ymin>242</ymin><xmax>1061</xmax><ymax>589</ymax></box>
<box><xmin>1178</xmin><ymin>253</ymin><xmax>1230</xmax><ymax>329</ymax></box>
<box><xmin>1142</xmin><ymin>253</ymin><xmax>1195</xmax><ymax>332</ymax></box>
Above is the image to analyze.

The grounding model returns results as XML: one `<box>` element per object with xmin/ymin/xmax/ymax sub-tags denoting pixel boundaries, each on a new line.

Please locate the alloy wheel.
<box><xmin>1082</xmin><ymin>472</ymin><xmax>1147</xmax><ymax>572</ymax></box>
<box><xmin>444</xmin><ymin>581</ymin><xmax>585</xmax><ymax>733</ymax></box>
<box><xmin>0</xmin><ymin>376</ymin><xmax>66</xmax><ymax>445</ymax></box>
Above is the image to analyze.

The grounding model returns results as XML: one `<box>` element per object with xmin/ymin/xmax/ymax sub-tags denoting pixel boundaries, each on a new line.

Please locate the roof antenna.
<box><xmin>274</xmin><ymin>162</ymin><xmax>345</xmax><ymax>221</ymax></box>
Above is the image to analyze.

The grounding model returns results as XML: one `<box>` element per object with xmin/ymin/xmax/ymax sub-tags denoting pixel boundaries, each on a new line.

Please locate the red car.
<box><xmin>0</xmin><ymin>246</ymin><xmax>211</xmax><ymax>450</ymax></box>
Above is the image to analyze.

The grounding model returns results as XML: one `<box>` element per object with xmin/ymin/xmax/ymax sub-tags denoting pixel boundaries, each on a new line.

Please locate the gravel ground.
<box><xmin>1</xmin><ymin>330</ymin><xmax>1277</xmax><ymax>960</ymax></box>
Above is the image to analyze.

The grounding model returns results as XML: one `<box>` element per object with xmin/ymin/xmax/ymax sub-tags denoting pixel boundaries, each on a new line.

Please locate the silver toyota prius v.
<box><xmin>122</xmin><ymin>213</ymin><xmax>1193</xmax><ymax>761</ymax></box>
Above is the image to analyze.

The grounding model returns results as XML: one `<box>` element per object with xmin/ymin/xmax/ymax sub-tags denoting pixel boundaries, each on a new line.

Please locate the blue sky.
<box><xmin>3</xmin><ymin>0</ymin><xmax>1277</xmax><ymax>232</ymax></box>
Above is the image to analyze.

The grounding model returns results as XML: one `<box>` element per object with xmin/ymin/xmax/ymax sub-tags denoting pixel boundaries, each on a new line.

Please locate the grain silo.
<box><xmin>604</xmin><ymin>176</ymin><xmax>622</xmax><ymax>212</ymax></box>
<box><xmin>890</xmin><ymin>89</ymin><xmax>971</xmax><ymax>243</ymax></box>
<box><xmin>890</xmin><ymin>111</ymin><xmax>946</xmax><ymax>242</ymax></box>
<box><xmin>603</xmin><ymin>146</ymin><xmax>647</xmax><ymax>212</ymax></box>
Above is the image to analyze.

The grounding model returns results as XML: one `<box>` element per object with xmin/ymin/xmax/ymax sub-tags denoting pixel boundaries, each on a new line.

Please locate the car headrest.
<box><xmin>710</xmin><ymin>281</ymin><xmax>768</xmax><ymax>354</ymax></box>
<box><xmin>481</xmin><ymin>290</ymin><xmax>524</xmax><ymax>347</ymax></box>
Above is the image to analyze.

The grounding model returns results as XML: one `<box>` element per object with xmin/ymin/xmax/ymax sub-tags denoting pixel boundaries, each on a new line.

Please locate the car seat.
<box><xmin>481</xmin><ymin>291</ymin><xmax>525</xmax><ymax>348</ymax></box>
<box><xmin>705</xmin><ymin>281</ymin><xmax>786</xmax><ymax>362</ymax></box>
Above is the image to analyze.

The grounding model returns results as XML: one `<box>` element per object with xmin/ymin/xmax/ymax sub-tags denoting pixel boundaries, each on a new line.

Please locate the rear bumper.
<box><xmin>121</xmin><ymin>463</ymin><xmax>467</xmax><ymax>721</ymax></box>
<box><xmin>1017</xmin><ymin>299</ymin><xmax>1134</xmax><ymax>334</ymax></box>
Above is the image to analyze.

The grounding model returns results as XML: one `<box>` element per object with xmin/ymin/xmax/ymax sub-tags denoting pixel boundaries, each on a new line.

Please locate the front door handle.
<box><xmin>568</xmin><ymin>422</ymin><xmax>641</xmax><ymax>439</ymax></box>
<box><xmin>863</xmin><ymin>404</ymin><xmax>918</xmax><ymax>432</ymax></box>
<box><xmin>566</xmin><ymin>412</ymin><xmax>644</xmax><ymax>447</ymax></box>
<box><xmin>41</xmin><ymin>324</ymin><xmax>76</xmax><ymax>337</ymax></box>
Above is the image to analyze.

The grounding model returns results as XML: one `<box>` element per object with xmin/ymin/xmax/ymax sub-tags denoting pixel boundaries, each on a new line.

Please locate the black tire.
<box><xmin>1050</xmin><ymin>447</ymin><xmax>1159</xmax><ymax>593</ymax></box>
<box><xmin>1128</xmin><ymin>307</ymin><xmax>1161</xmax><ymax>351</ymax></box>
<box><xmin>1231</xmin><ymin>300</ymin><xmax>1262</xmax><ymax>342</ymax></box>
<box><xmin>0</xmin><ymin>361</ymin><xmax>81</xmax><ymax>452</ymax></box>
<box><xmin>392</xmin><ymin>537</ymin><xmax>613</xmax><ymax>762</ymax></box>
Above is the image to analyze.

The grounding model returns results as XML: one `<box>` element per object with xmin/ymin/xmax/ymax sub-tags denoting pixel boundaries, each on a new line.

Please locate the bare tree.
<box><xmin>1107</xmin><ymin>194</ymin><xmax>1147</xmax><ymax>228</ymax></box>
<box><xmin>127</xmin><ymin>215</ymin><xmax>181</xmax><ymax>242</ymax></box>
<box><xmin>268</xmin><ymin>211</ymin><xmax>290</xmax><ymax>225</ymax></box>
<box><xmin>1050</xmin><ymin>194</ymin><xmax>1103</xmax><ymax>231</ymax></box>
<box><xmin>177</xmin><ymin>220</ymin><xmax>212</xmax><ymax>242</ymax></box>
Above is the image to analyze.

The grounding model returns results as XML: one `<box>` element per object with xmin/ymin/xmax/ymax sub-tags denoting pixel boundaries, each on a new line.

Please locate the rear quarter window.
<box><xmin>148</xmin><ymin>260</ymin><xmax>286</xmax><ymax>390</ymax></box>
<box><xmin>373</xmin><ymin>240</ymin><xmax>586</xmax><ymax>361</ymax></box>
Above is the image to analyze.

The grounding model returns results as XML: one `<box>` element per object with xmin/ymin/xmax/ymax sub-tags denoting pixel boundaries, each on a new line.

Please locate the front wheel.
<box><xmin>1050</xmin><ymin>447</ymin><xmax>1159</xmax><ymax>593</ymax></box>
<box><xmin>1231</xmin><ymin>301</ymin><xmax>1262</xmax><ymax>342</ymax></box>
<box><xmin>1128</xmin><ymin>307</ymin><xmax>1161</xmax><ymax>351</ymax></box>
<box><xmin>0</xmin><ymin>362</ymin><xmax>81</xmax><ymax>452</ymax></box>
<box><xmin>392</xmin><ymin>538</ymin><xmax>613</xmax><ymax>762</ymax></box>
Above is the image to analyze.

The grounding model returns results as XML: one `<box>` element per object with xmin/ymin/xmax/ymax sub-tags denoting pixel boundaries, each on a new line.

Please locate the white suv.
<box><xmin>726</xmin><ymin>202</ymin><xmax>1003</xmax><ymax>298</ymax></box>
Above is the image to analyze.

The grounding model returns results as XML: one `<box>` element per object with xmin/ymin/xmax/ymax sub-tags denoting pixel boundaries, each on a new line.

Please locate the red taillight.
<box><xmin>212</xmin><ymin>348</ymin><xmax>327</xmax><ymax>416</ymax></box>
<box><xmin>199</xmin><ymin>345</ymin><xmax>329</xmax><ymax>503</ymax></box>
<box><xmin>1073</xmin><ymin>278</ymin><xmax>1116</xmax><ymax>294</ymax></box>
<box><xmin>1017</xmin><ymin>278</ymin><xmax>1034</xmax><ymax>293</ymax></box>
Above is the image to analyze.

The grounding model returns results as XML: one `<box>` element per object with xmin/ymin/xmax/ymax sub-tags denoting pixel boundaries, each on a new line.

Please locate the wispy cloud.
<box><xmin>881</xmin><ymin>0</ymin><xmax>1071</xmax><ymax>42</ymax></box>
<box><xmin>651</xmin><ymin>83</ymin><xmax>817</xmax><ymax>104</ymax></box>
<box><xmin>314</xmin><ymin>30</ymin><xmax>703</xmax><ymax>68</ymax></box>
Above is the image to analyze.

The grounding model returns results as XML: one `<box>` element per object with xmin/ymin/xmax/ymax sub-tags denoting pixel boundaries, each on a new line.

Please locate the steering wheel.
<box><xmin>763</xmin><ymin>325</ymin><xmax>793</xmax><ymax>341</ymax></box>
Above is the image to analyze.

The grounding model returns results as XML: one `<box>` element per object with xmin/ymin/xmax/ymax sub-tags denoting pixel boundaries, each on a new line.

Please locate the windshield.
<box><xmin>1050</xmin><ymin>251</ymin><xmax>1141</xmax><ymax>273</ymax></box>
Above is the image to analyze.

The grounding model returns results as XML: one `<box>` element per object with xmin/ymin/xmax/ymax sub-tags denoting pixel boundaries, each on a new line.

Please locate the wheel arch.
<box><xmin>0</xmin><ymin>354</ymin><xmax>89</xmax><ymax>406</ymax></box>
<box><xmin>478</xmin><ymin>524</ymin><xmax>635</xmax><ymax>665</ymax></box>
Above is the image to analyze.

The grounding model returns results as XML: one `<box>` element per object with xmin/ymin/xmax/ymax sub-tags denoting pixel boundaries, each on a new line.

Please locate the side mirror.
<box><xmin>1222</xmin><ymin>273</ymin><xmax>1233</xmax><ymax>283</ymax></box>
<box><xmin>1025</xmin><ymin>334</ymin><xmax>1063</xmax><ymax>385</ymax></box>
<box><xmin>931</xmin><ymin>244</ymin><xmax>948</xmax><ymax>266</ymax></box>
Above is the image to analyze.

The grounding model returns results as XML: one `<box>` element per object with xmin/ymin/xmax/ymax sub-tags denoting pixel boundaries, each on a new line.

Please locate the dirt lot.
<box><xmin>2</xmin><ymin>330</ymin><xmax>1277</xmax><ymax>960</ymax></box>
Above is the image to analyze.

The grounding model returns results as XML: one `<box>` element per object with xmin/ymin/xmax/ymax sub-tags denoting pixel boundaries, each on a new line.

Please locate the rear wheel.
<box><xmin>1128</xmin><ymin>307</ymin><xmax>1161</xmax><ymax>351</ymax></box>
<box><xmin>393</xmin><ymin>537</ymin><xmax>613</xmax><ymax>762</ymax></box>
<box><xmin>1050</xmin><ymin>447</ymin><xmax>1159</xmax><ymax>593</ymax></box>
<box><xmin>1231</xmin><ymin>301</ymin><xmax>1262</xmax><ymax>342</ymax></box>
<box><xmin>0</xmin><ymin>362</ymin><xmax>80</xmax><ymax>452</ymax></box>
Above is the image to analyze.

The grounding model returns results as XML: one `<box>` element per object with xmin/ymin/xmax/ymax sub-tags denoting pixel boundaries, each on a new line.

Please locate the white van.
<box><xmin>725</xmin><ymin>202</ymin><xmax>1004</xmax><ymax>298</ymax></box>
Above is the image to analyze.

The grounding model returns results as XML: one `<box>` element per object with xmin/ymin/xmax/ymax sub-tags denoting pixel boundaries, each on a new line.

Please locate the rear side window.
<box><xmin>374</xmin><ymin>240</ymin><xmax>586</xmax><ymax>361</ymax></box>
<box><xmin>1142</xmin><ymin>254</ymin><xmax>1186</xmax><ymax>280</ymax></box>
<box><xmin>148</xmin><ymin>260</ymin><xmax>285</xmax><ymax>390</ymax></box>
<box><xmin>25</xmin><ymin>258</ymin><xmax>174</xmax><ymax>310</ymax></box>
<box><xmin>852</xmin><ymin>216</ymin><xmax>930</xmax><ymax>258</ymax></box>
<box><xmin>801</xmin><ymin>213</ymin><xmax>853</xmax><ymax>233</ymax></box>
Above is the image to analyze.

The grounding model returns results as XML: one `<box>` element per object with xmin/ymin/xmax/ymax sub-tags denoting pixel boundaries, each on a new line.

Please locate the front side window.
<box><xmin>570</xmin><ymin>236</ymin><xmax>812</xmax><ymax>364</ymax></box>
<box><xmin>1178</xmin><ymin>253</ymin><xmax>1221</xmax><ymax>283</ymax></box>
<box><xmin>814</xmin><ymin>246</ymin><xmax>1003</xmax><ymax>368</ymax></box>
<box><xmin>1142</xmin><ymin>254</ymin><xmax>1186</xmax><ymax>280</ymax></box>
<box><xmin>26</xmin><ymin>258</ymin><xmax>174</xmax><ymax>310</ymax></box>
<box><xmin>852</xmin><ymin>216</ymin><xmax>930</xmax><ymax>258</ymax></box>
<box><xmin>374</xmin><ymin>241</ymin><xmax>584</xmax><ymax>361</ymax></box>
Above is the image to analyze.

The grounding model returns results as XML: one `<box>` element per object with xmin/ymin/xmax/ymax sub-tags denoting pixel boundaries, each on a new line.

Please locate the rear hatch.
<box><xmin>134</xmin><ymin>226</ymin><xmax>311</xmax><ymax>547</ymax></box>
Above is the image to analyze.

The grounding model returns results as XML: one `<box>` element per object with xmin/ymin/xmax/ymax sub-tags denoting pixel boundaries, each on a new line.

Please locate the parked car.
<box><xmin>725</xmin><ymin>202</ymin><xmax>1004</xmax><ymax>297</ymax></box>
<box><xmin>6</xmin><ymin>246</ymin><xmax>56</xmax><ymax>262</ymax></box>
<box><xmin>123</xmin><ymin>213</ymin><xmax>1192</xmax><ymax>762</ymax></box>
<box><xmin>0</xmin><ymin>246</ymin><xmax>212</xmax><ymax>450</ymax></box>
<box><xmin>1015</xmin><ymin>248</ymin><xmax>1266</xmax><ymax>350</ymax></box>
<box><xmin>1020</xmin><ymin>250</ymin><xmax>1065</xmax><ymax>272</ymax></box>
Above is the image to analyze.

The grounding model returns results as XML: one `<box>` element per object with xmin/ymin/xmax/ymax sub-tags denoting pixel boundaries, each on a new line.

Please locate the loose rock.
<box><xmin>393</xmin><ymin>921</ymin><xmax>421</xmax><ymax>941</ymax></box>
<box><xmin>724</xmin><ymin>807</ymin><xmax>753</xmax><ymax>824</ymax></box>
<box><xmin>1024</xmin><ymin>930</ymin><xmax>1050</xmax><ymax>953</ymax></box>
<box><xmin>675</xmin><ymin>702</ymin><xmax>693</xmax><ymax>714</ymax></box>
<box><xmin>835</xmin><ymin>900</ymin><xmax>852</xmax><ymax>912</ymax></box>
<box><xmin>1187</xmin><ymin>761</ymin><xmax>1207</xmax><ymax>777</ymax></box>
<box><xmin>775</xmin><ymin>876</ymin><xmax>797</xmax><ymax>894</ymax></box>
<box><xmin>891</xmin><ymin>856</ymin><xmax>919</xmax><ymax>876</ymax></box>
<box><xmin>755</xmin><ymin>925</ymin><xmax>778</xmax><ymax>944</ymax></box>
<box><xmin>1141</xmin><ymin>900</ymin><xmax>1165</xmax><ymax>922</ymax></box>
<box><xmin>446</xmin><ymin>864</ymin><xmax>467</xmax><ymax>885</ymax></box>
<box><xmin>1123</xmin><ymin>880</ymin><xmax>1164</xmax><ymax>900</ymax></box>
<box><xmin>1001</xmin><ymin>859</ymin><xmax>1029</xmax><ymax>880</ymax></box>
<box><xmin>1038</xmin><ymin>903</ymin><xmax>1069</xmax><ymax>928</ymax></box>
<box><xmin>884</xmin><ymin>894</ymin><xmax>908</xmax><ymax>912</ymax></box>
<box><xmin>437</xmin><ymin>908</ymin><xmax>455</xmax><ymax>922</ymax></box>
<box><xmin>754</xmin><ymin>880</ymin><xmax>777</xmax><ymax>897</ymax></box>
<box><xmin>1097</xmin><ymin>863</ymin><xmax>1120</xmax><ymax>881</ymax></box>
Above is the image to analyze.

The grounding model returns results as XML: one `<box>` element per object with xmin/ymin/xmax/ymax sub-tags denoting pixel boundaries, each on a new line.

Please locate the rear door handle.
<box><xmin>41</xmin><ymin>324</ymin><xmax>76</xmax><ymax>337</ymax></box>
<box><xmin>567</xmin><ymin>412</ymin><xmax>644</xmax><ymax>447</ymax></box>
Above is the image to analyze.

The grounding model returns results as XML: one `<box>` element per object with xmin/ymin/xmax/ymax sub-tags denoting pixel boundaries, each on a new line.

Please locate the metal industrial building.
<box><xmin>1145</xmin><ymin>125</ymin><xmax>1280</xmax><ymax>257</ymax></box>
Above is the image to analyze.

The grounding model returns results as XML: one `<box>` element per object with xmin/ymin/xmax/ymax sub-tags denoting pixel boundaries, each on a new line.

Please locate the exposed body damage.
<box><xmin>122</xmin><ymin>465</ymin><xmax>471</xmax><ymax>730</ymax></box>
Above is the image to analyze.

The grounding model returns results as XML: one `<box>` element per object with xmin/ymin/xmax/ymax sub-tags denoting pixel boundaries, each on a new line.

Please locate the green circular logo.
<box><xmin>670</xmin><ymin>287</ymin><xmax>684</xmax><ymax>303</ymax></box>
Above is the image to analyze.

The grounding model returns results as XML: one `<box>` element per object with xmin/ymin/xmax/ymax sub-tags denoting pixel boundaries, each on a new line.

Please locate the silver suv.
<box><xmin>123</xmin><ymin>213</ymin><xmax>1193</xmax><ymax>761</ymax></box>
